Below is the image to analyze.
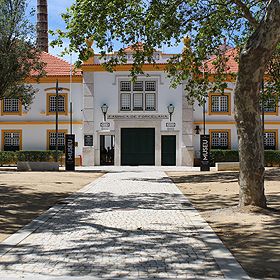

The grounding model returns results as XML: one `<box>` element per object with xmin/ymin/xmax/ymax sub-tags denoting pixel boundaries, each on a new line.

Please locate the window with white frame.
<box><xmin>133</xmin><ymin>93</ymin><xmax>143</xmax><ymax>110</ymax></box>
<box><xmin>3</xmin><ymin>131</ymin><xmax>21</xmax><ymax>151</ymax></box>
<box><xmin>120</xmin><ymin>93</ymin><xmax>131</xmax><ymax>111</ymax></box>
<box><xmin>120</xmin><ymin>80</ymin><xmax>156</xmax><ymax>111</ymax></box>
<box><xmin>263</xmin><ymin>97</ymin><xmax>277</xmax><ymax>113</ymax></box>
<box><xmin>211</xmin><ymin>94</ymin><xmax>229</xmax><ymax>113</ymax></box>
<box><xmin>48</xmin><ymin>131</ymin><xmax>66</xmax><ymax>151</ymax></box>
<box><xmin>48</xmin><ymin>94</ymin><xmax>66</xmax><ymax>113</ymax></box>
<box><xmin>3</xmin><ymin>98</ymin><xmax>20</xmax><ymax>113</ymax></box>
<box><xmin>211</xmin><ymin>131</ymin><xmax>230</xmax><ymax>149</ymax></box>
<box><xmin>264</xmin><ymin>131</ymin><xmax>276</xmax><ymax>150</ymax></box>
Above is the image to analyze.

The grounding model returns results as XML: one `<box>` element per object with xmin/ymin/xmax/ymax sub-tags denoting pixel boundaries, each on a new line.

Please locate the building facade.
<box><xmin>0</xmin><ymin>52</ymin><xmax>84</xmax><ymax>162</ymax></box>
<box><xmin>0</xmin><ymin>49</ymin><xmax>279</xmax><ymax>166</ymax></box>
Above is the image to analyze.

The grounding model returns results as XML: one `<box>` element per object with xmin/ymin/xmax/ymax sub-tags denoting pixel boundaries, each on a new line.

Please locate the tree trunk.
<box><xmin>234</xmin><ymin>0</ymin><xmax>280</xmax><ymax>208</ymax></box>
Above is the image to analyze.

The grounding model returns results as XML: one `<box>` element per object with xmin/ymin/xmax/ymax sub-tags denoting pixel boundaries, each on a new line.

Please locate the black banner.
<box><xmin>200</xmin><ymin>135</ymin><xmax>210</xmax><ymax>171</ymax></box>
<box><xmin>65</xmin><ymin>134</ymin><xmax>75</xmax><ymax>171</ymax></box>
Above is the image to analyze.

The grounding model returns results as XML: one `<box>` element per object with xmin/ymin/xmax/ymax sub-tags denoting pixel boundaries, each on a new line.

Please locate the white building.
<box><xmin>0</xmin><ymin>52</ymin><xmax>84</xmax><ymax>164</ymax></box>
<box><xmin>1</xmin><ymin>48</ymin><xmax>279</xmax><ymax>166</ymax></box>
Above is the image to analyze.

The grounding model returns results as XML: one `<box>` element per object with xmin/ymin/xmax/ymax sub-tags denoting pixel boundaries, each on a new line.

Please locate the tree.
<box><xmin>0</xmin><ymin>0</ymin><xmax>45</xmax><ymax>106</ymax></box>
<box><xmin>53</xmin><ymin>0</ymin><xmax>280</xmax><ymax>208</ymax></box>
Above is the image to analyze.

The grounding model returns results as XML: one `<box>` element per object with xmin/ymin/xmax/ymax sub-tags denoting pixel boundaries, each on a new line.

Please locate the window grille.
<box><xmin>264</xmin><ymin>132</ymin><xmax>276</xmax><ymax>150</ymax></box>
<box><xmin>133</xmin><ymin>93</ymin><xmax>143</xmax><ymax>110</ymax></box>
<box><xmin>211</xmin><ymin>95</ymin><xmax>228</xmax><ymax>112</ymax></box>
<box><xmin>49</xmin><ymin>95</ymin><xmax>65</xmax><ymax>112</ymax></box>
<box><xmin>3</xmin><ymin>132</ymin><xmax>20</xmax><ymax>151</ymax></box>
<box><xmin>120</xmin><ymin>81</ymin><xmax>131</xmax><ymax>91</ymax></box>
<box><xmin>145</xmin><ymin>81</ymin><xmax>156</xmax><ymax>91</ymax></box>
<box><xmin>263</xmin><ymin>98</ymin><xmax>277</xmax><ymax>112</ymax></box>
<box><xmin>49</xmin><ymin>132</ymin><xmax>65</xmax><ymax>151</ymax></box>
<box><xmin>145</xmin><ymin>93</ymin><xmax>156</xmax><ymax>111</ymax></box>
<box><xmin>133</xmin><ymin>81</ymin><xmax>144</xmax><ymax>91</ymax></box>
<box><xmin>211</xmin><ymin>131</ymin><xmax>229</xmax><ymax>149</ymax></box>
<box><xmin>120</xmin><ymin>93</ymin><xmax>131</xmax><ymax>111</ymax></box>
<box><xmin>3</xmin><ymin>99</ymin><xmax>19</xmax><ymax>112</ymax></box>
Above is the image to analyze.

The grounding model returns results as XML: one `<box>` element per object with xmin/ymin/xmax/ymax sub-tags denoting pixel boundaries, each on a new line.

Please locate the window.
<box><xmin>120</xmin><ymin>80</ymin><xmax>157</xmax><ymax>111</ymax></box>
<box><xmin>133</xmin><ymin>81</ymin><xmax>144</xmax><ymax>91</ymax></box>
<box><xmin>120</xmin><ymin>81</ymin><xmax>131</xmax><ymax>92</ymax></box>
<box><xmin>210</xmin><ymin>130</ymin><xmax>230</xmax><ymax>149</ymax></box>
<box><xmin>263</xmin><ymin>97</ymin><xmax>278</xmax><ymax>114</ymax></box>
<box><xmin>1</xmin><ymin>98</ymin><xmax>21</xmax><ymax>115</ymax></box>
<box><xmin>145</xmin><ymin>81</ymin><xmax>156</xmax><ymax>91</ymax></box>
<box><xmin>209</xmin><ymin>93</ymin><xmax>230</xmax><ymax>114</ymax></box>
<box><xmin>47</xmin><ymin>93</ymin><xmax>68</xmax><ymax>115</ymax></box>
<box><xmin>264</xmin><ymin>130</ymin><xmax>277</xmax><ymax>150</ymax></box>
<box><xmin>133</xmin><ymin>93</ymin><xmax>143</xmax><ymax>110</ymax></box>
<box><xmin>146</xmin><ymin>93</ymin><xmax>156</xmax><ymax>111</ymax></box>
<box><xmin>120</xmin><ymin>93</ymin><xmax>131</xmax><ymax>111</ymax></box>
<box><xmin>2</xmin><ymin>130</ymin><xmax>22</xmax><ymax>151</ymax></box>
<box><xmin>47</xmin><ymin>130</ymin><xmax>67</xmax><ymax>151</ymax></box>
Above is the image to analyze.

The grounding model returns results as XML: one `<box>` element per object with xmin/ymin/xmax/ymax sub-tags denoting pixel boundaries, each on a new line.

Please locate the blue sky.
<box><xmin>27</xmin><ymin>0</ymin><xmax>183</xmax><ymax>63</ymax></box>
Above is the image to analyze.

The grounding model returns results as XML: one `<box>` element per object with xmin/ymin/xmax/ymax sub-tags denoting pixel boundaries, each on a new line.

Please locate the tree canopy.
<box><xmin>0</xmin><ymin>0</ymin><xmax>45</xmax><ymax>106</ymax></box>
<box><xmin>53</xmin><ymin>0</ymin><xmax>279</xmax><ymax>101</ymax></box>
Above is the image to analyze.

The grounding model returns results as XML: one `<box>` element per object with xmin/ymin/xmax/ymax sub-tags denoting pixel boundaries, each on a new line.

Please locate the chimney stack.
<box><xmin>37</xmin><ymin>0</ymin><xmax>48</xmax><ymax>52</ymax></box>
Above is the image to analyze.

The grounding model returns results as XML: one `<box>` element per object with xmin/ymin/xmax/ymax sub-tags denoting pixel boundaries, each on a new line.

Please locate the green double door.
<box><xmin>121</xmin><ymin>128</ymin><xmax>155</xmax><ymax>165</ymax></box>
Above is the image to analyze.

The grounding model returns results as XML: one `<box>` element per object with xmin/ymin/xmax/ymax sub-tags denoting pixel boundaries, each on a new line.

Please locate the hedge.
<box><xmin>0</xmin><ymin>151</ymin><xmax>63</xmax><ymax>166</ymax></box>
<box><xmin>210</xmin><ymin>149</ymin><xmax>280</xmax><ymax>166</ymax></box>
<box><xmin>0</xmin><ymin>152</ymin><xmax>17</xmax><ymax>166</ymax></box>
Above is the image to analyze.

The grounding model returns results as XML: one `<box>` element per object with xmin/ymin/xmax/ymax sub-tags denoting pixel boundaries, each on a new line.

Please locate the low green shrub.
<box><xmin>16</xmin><ymin>151</ymin><xmax>63</xmax><ymax>162</ymax></box>
<box><xmin>0</xmin><ymin>151</ymin><xmax>17</xmax><ymax>166</ymax></box>
<box><xmin>264</xmin><ymin>150</ymin><xmax>280</xmax><ymax>167</ymax></box>
<box><xmin>0</xmin><ymin>150</ymin><xmax>63</xmax><ymax>166</ymax></box>
<box><xmin>210</xmin><ymin>150</ymin><xmax>239</xmax><ymax>164</ymax></box>
<box><xmin>210</xmin><ymin>149</ymin><xmax>280</xmax><ymax>166</ymax></box>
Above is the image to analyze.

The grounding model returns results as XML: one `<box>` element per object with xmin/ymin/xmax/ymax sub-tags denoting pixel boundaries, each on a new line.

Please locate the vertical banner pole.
<box><xmin>55</xmin><ymin>80</ymin><xmax>59</xmax><ymax>162</ymax></box>
<box><xmin>200</xmin><ymin>134</ymin><xmax>210</xmax><ymax>171</ymax></box>
<box><xmin>70</xmin><ymin>102</ymin><xmax>73</xmax><ymax>135</ymax></box>
<box><xmin>65</xmin><ymin>134</ymin><xmax>75</xmax><ymax>171</ymax></box>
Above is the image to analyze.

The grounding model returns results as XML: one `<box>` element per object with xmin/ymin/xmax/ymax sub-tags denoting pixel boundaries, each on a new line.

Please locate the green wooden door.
<box><xmin>121</xmin><ymin>128</ymin><xmax>155</xmax><ymax>165</ymax></box>
<box><xmin>161</xmin><ymin>135</ymin><xmax>176</xmax><ymax>166</ymax></box>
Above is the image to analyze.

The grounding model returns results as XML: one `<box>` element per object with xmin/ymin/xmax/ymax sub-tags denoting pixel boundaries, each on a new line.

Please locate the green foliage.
<box><xmin>264</xmin><ymin>150</ymin><xmax>280</xmax><ymax>167</ymax></box>
<box><xmin>0</xmin><ymin>151</ymin><xmax>63</xmax><ymax>166</ymax></box>
<box><xmin>0</xmin><ymin>151</ymin><xmax>17</xmax><ymax>165</ymax></box>
<box><xmin>51</xmin><ymin>0</ymin><xmax>280</xmax><ymax>105</ymax></box>
<box><xmin>16</xmin><ymin>151</ymin><xmax>63</xmax><ymax>162</ymax></box>
<box><xmin>210</xmin><ymin>149</ymin><xmax>239</xmax><ymax>164</ymax></box>
<box><xmin>0</xmin><ymin>0</ymin><xmax>45</xmax><ymax>106</ymax></box>
<box><xmin>210</xmin><ymin>149</ymin><xmax>280</xmax><ymax>167</ymax></box>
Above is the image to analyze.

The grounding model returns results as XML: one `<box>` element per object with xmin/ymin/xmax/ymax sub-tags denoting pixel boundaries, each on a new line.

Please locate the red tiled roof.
<box><xmin>123</xmin><ymin>42</ymin><xmax>144</xmax><ymax>52</ymax></box>
<box><xmin>204</xmin><ymin>48</ymin><xmax>239</xmax><ymax>74</ymax></box>
<box><xmin>31</xmin><ymin>52</ymin><xmax>82</xmax><ymax>77</ymax></box>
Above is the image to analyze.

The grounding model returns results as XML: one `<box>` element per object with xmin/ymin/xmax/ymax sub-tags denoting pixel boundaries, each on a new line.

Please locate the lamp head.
<box><xmin>101</xmin><ymin>104</ymin><xmax>108</xmax><ymax>114</ymax></box>
<box><xmin>168</xmin><ymin>104</ymin><xmax>175</xmax><ymax>114</ymax></box>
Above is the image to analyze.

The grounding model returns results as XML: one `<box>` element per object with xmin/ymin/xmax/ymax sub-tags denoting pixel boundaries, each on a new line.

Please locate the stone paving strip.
<box><xmin>0</xmin><ymin>171</ymin><xmax>250</xmax><ymax>279</ymax></box>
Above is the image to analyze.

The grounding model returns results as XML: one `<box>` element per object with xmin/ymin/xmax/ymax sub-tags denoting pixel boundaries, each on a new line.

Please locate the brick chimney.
<box><xmin>37</xmin><ymin>0</ymin><xmax>48</xmax><ymax>52</ymax></box>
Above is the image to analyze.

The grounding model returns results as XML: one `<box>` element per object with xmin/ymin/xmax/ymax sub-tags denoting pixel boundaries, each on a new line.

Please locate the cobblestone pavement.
<box><xmin>0</xmin><ymin>171</ymin><xmax>249</xmax><ymax>279</ymax></box>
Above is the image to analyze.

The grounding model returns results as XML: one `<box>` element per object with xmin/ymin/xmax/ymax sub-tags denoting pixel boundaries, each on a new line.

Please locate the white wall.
<box><xmin>0</xmin><ymin>82</ymin><xmax>84</xmax><ymax>156</ymax></box>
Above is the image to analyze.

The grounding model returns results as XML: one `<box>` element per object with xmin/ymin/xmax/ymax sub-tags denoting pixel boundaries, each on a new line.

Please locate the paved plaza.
<box><xmin>0</xmin><ymin>170</ymin><xmax>249</xmax><ymax>279</ymax></box>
